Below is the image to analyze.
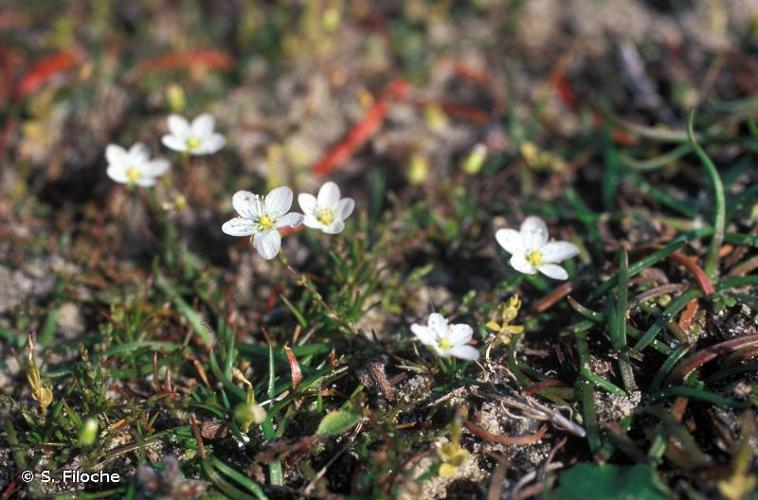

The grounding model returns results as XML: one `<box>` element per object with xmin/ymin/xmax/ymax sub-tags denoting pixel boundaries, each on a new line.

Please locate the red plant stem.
<box><xmin>140</xmin><ymin>48</ymin><xmax>234</xmax><ymax>73</ymax></box>
<box><xmin>313</xmin><ymin>78</ymin><xmax>408</xmax><ymax>176</ymax></box>
<box><xmin>523</xmin><ymin>379</ymin><xmax>566</xmax><ymax>395</ymax></box>
<box><xmin>14</xmin><ymin>50</ymin><xmax>77</xmax><ymax>100</ymax></box>
<box><xmin>532</xmin><ymin>282</ymin><xmax>573</xmax><ymax>313</ymax></box>
<box><xmin>678</xmin><ymin>298</ymin><xmax>699</xmax><ymax>332</ymax></box>
<box><xmin>670</xmin><ymin>252</ymin><xmax>715</xmax><ymax>295</ymax></box>
<box><xmin>464</xmin><ymin>421</ymin><xmax>548</xmax><ymax>445</ymax></box>
<box><xmin>284</xmin><ymin>345</ymin><xmax>303</xmax><ymax>389</ymax></box>
<box><xmin>668</xmin><ymin>334</ymin><xmax>758</xmax><ymax>383</ymax></box>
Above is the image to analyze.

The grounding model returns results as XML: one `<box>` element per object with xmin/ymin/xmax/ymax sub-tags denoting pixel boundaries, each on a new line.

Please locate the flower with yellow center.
<box><xmin>298</xmin><ymin>181</ymin><xmax>355</xmax><ymax>234</ymax></box>
<box><xmin>526</xmin><ymin>250</ymin><xmax>543</xmax><ymax>266</ymax></box>
<box><xmin>257</xmin><ymin>214</ymin><xmax>276</xmax><ymax>231</ymax></box>
<box><xmin>162</xmin><ymin>113</ymin><xmax>226</xmax><ymax>156</ymax></box>
<box><xmin>126</xmin><ymin>166</ymin><xmax>142</xmax><ymax>183</ymax></box>
<box><xmin>184</xmin><ymin>136</ymin><xmax>201</xmax><ymax>152</ymax></box>
<box><xmin>495</xmin><ymin>216</ymin><xmax>579</xmax><ymax>280</ymax></box>
<box><xmin>316</xmin><ymin>207</ymin><xmax>335</xmax><ymax>226</ymax></box>
<box><xmin>221</xmin><ymin>186</ymin><xmax>304</xmax><ymax>260</ymax></box>
<box><xmin>105</xmin><ymin>143</ymin><xmax>169</xmax><ymax>187</ymax></box>
<box><xmin>411</xmin><ymin>313</ymin><xmax>479</xmax><ymax>361</ymax></box>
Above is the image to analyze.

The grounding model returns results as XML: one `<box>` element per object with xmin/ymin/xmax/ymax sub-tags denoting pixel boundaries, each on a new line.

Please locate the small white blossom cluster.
<box><xmin>221</xmin><ymin>182</ymin><xmax>355</xmax><ymax>260</ymax></box>
<box><xmin>104</xmin><ymin>111</ymin><xmax>582</xmax><ymax>368</ymax></box>
<box><xmin>105</xmin><ymin>113</ymin><xmax>225</xmax><ymax>187</ymax></box>
<box><xmin>411</xmin><ymin>215</ymin><xmax>580</xmax><ymax>361</ymax></box>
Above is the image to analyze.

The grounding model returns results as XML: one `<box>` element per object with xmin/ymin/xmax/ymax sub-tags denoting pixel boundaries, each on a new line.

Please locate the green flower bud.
<box><xmin>78</xmin><ymin>418</ymin><xmax>99</xmax><ymax>446</ymax></box>
<box><xmin>234</xmin><ymin>401</ymin><xmax>267</xmax><ymax>433</ymax></box>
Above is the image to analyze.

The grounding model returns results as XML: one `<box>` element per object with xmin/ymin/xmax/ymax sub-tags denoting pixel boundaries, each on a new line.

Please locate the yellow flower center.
<box><xmin>316</xmin><ymin>208</ymin><xmax>335</xmax><ymax>225</ymax></box>
<box><xmin>257</xmin><ymin>214</ymin><xmax>276</xmax><ymax>231</ymax></box>
<box><xmin>437</xmin><ymin>337</ymin><xmax>452</xmax><ymax>350</ymax></box>
<box><xmin>526</xmin><ymin>250</ymin><xmax>543</xmax><ymax>266</ymax></box>
<box><xmin>126</xmin><ymin>166</ymin><xmax>141</xmax><ymax>182</ymax></box>
<box><xmin>185</xmin><ymin>137</ymin><xmax>200</xmax><ymax>151</ymax></box>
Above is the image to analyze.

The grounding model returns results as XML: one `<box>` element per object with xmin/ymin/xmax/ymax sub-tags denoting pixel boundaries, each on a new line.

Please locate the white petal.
<box><xmin>144</xmin><ymin>159</ymin><xmax>170</xmax><ymax>177</ymax></box>
<box><xmin>222</xmin><ymin>217</ymin><xmax>255</xmax><ymax>237</ymax></box>
<box><xmin>540</xmin><ymin>241</ymin><xmax>579</xmax><ymax>263</ymax></box>
<box><xmin>129</xmin><ymin>142</ymin><xmax>150</xmax><ymax>162</ymax></box>
<box><xmin>322</xmin><ymin>219</ymin><xmax>345</xmax><ymax>234</ymax></box>
<box><xmin>538</xmin><ymin>264</ymin><xmax>569</xmax><ymax>280</ymax></box>
<box><xmin>135</xmin><ymin>177</ymin><xmax>156</xmax><ymax>187</ymax></box>
<box><xmin>105</xmin><ymin>144</ymin><xmax>126</xmax><ymax>166</ymax></box>
<box><xmin>232</xmin><ymin>190</ymin><xmax>261</xmax><ymax>219</ymax></box>
<box><xmin>197</xmin><ymin>133</ymin><xmax>225</xmax><ymax>155</ymax></box>
<box><xmin>411</xmin><ymin>324</ymin><xmax>435</xmax><ymax>345</ymax></box>
<box><xmin>448</xmin><ymin>324</ymin><xmax>473</xmax><ymax>344</ymax></box>
<box><xmin>510</xmin><ymin>253</ymin><xmax>536</xmax><ymax>275</ymax></box>
<box><xmin>428</xmin><ymin>313</ymin><xmax>447</xmax><ymax>334</ymax></box>
<box><xmin>495</xmin><ymin>228</ymin><xmax>523</xmax><ymax>255</ymax></box>
<box><xmin>298</xmin><ymin>193</ymin><xmax>317</xmax><ymax>215</ymax></box>
<box><xmin>520</xmin><ymin>216</ymin><xmax>549</xmax><ymax>250</ymax></box>
<box><xmin>337</xmin><ymin>198</ymin><xmax>355</xmax><ymax>219</ymax></box>
<box><xmin>265</xmin><ymin>186</ymin><xmax>293</xmax><ymax>217</ymax></box>
<box><xmin>317</xmin><ymin>181</ymin><xmax>340</xmax><ymax>207</ymax></box>
<box><xmin>253</xmin><ymin>230</ymin><xmax>282</xmax><ymax>260</ymax></box>
<box><xmin>191</xmin><ymin>114</ymin><xmax>215</xmax><ymax>138</ymax></box>
<box><xmin>107</xmin><ymin>164</ymin><xmax>128</xmax><ymax>183</ymax></box>
<box><xmin>168</xmin><ymin>114</ymin><xmax>190</xmax><ymax>136</ymax></box>
<box><xmin>275</xmin><ymin>212</ymin><xmax>303</xmax><ymax>228</ymax></box>
<box><xmin>302</xmin><ymin>214</ymin><xmax>323</xmax><ymax>229</ymax></box>
<box><xmin>449</xmin><ymin>344</ymin><xmax>480</xmax><ymax>361</ymax></box>
<box><xmin>162</xmin><ymin>135</ymin><xmax>187</xmax><ymax>152</ymax></box>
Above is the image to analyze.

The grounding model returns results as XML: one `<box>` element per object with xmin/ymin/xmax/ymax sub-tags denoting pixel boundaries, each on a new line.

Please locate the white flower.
<box><xmin>298</xmin><ymin>181</ymin><xmax>355</xmax><ymax>234</ymax></box>
<box><xmin>161</xmin><ymin>114</ymin><xmax>225</xmax><ymax>155</ymax></box>
<box><xmin>411</xmin><ymin>313</ymin><xmax>480</xmax><ymax>361</ymax></box>
<box><xmin>495</xmin><ymin>216</ymin><xmax>579</xmax><ymax>280</ymax></box>
<box><xmin>221</xmin><ymin>186</ymin><xmax>304</xmax><ymax>260</ymax></box>
<box><xmin>105</xmin><ymin>143</ymin><xmax>169</xmax><ymax>187</ymax></box>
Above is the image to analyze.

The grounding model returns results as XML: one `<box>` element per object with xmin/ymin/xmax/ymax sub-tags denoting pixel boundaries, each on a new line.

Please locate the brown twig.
<box><xmin>531</xmin><ymin>282</ymin><xmax>572</xmax><ymax>313</ymax></box>
<box><xmin>464</xmin><ymin>421</ymin><xmax>548</xmax><ymax>445</ymax></box>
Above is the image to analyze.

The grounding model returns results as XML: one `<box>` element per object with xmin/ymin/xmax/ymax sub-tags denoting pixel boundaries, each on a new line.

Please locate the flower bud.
<box><xmin>234</xmin><ymin>401</ymin><xmax>267</xmax><ymax>433</ymax></box>
<box><xmin>166</xmin><ymin>84</ymin><xmax>186</xmax><ymax>113</ymax></box>
<box><xmin>78</xmin><ymin>418</ymin><xmax>99</xmax><ymax>446</ymax></box>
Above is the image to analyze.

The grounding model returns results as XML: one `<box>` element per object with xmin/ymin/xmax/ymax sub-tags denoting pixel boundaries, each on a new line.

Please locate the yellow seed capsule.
<box><xmin>520</xmin><ymin>142</ymin><xmax>538</xmax><ymax>164</ymax></box>
<box><xmin>463</xmin><ymin>143</ymin><xmax>487</xmax><ymax>175</ymax></box>
<box><xmin>407</xmin><ymin>152</ymin><xmax>429</xmax><ymax>185</ymax></box>
<box><xmin>166</xmin><ymin>84</ymin><xmax>186</xmax><ymax>113</ymax></box>
<box><xmin>424</xmin><ymin>104</ymin><xmax>448</xmax><ymax>132</ymax></box>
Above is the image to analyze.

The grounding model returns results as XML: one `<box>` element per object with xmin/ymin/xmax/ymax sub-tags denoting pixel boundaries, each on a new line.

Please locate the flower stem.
<box><xmin>686</xmin><ymin>110</ymin><xmax>725</xmax><ymax>280</ymax></box>
<box><xmin>278</xmin><ymin>253</ymin><xmax>355</xmax><ymax>332</ymax></box>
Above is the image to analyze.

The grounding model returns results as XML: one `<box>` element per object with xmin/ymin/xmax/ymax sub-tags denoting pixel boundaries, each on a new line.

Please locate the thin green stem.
<box><xmin>686</xmin><ymin>110</ymin><xmax>725</xmax><ymax>280</ymax></box>
<box><xmin>574</xmin><ymin>331</ymin><xmax>626</xmax><ymax>396</ymax></box>
<box><xmin>611</xmin><ymin>249</ymin><xmax>636</xmax><ymax>393</ymax></box>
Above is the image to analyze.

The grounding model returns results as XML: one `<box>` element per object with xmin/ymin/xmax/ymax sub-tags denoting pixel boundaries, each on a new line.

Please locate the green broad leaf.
<box><xmin>554</xmin><ymin>463</ymin><xmax>669</xmax><ymax>500</ymax></box>
<box><xmin>316</xmin><ymin>411</ymin><xmax>361</xmax><ymax>437</ymax></box>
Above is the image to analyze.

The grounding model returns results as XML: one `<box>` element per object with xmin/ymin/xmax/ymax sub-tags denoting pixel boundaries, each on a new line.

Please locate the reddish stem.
<box><xmin>670</xmin><ymin>252</ymin><xmax>715</xmax><ymax>295</ymax></box>
<box><xmin>532</xmin><ymin>282</ymin><xmax>573</xmax><ymax>313</ymax></box>
<box><xmin>464</xmin><ymin>421</ymin><xmax>548</xmax><ymax>445</ymax></box>
<box><xmin>668</xmin><ymin>334</ymin><xmax>758</xmax><ymax>383</ymax></box>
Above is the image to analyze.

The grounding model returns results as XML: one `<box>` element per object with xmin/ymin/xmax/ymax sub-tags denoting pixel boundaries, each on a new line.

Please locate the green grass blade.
<box><xmin>686</xmin><ymin>110</ymin><xmax>725</xmax><ymax>280</ymax></box>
